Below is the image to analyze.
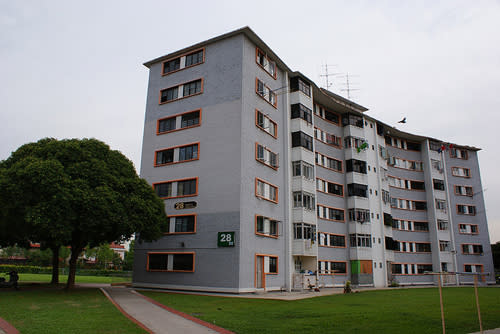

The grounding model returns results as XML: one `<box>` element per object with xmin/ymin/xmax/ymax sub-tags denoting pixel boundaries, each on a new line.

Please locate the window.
<box><xmin>383</xmin><ymin>213</ymin><xmax>393</xmax><ymax>226</ymax></box>
<box><xmin>417</xmin><ymin>264</ymin><xmax>433</xmax><ymax>274</ymax></box>
<box><xmin>435</xmin><ymin>199</ymin><xmax>447</xmax><ymax>212</ymax></box>
<box><xmin>431</xmin><ymin>159</ymin><xmax>443</xmax><ymax>172</ymax></box>
<box><xmin>162</xmin><ymin>48</ymin><xmax>204</xmax><ymax>75</ymax></box>
<box><xmin>319</xmin><ymin>232</ymin><xmax>346</xmax><ymax>247</ymax></box>
<box><xmin>459</xmin><ymin>223</ymin><xmax>479</xmax><ymax>234</ymax></box>
<box><xmin>450</xmin><ymin>148</ymin><xmax>468</xmax><ymax>160</ymax></box>
<box><xmin>342</xmin><ymin>113</ymin><xmax>364</xmax><ymax>128</ymax></box>
<box><xmin>157</xmin><ymin>110</ymin><xmax>202</xmax><ymax>135</ymax></box>
<box><xmin>318</xmin><ymin>261</ymin><xmax>347</xmax><ymax>274</ymax></box>
<box><xmin>429</xmin><ymin>141</ymin><xmax>442</xmax><ymax>151</ymax></box>
<box><xmin>255</xmin><ymin>110</ymin><xmax>277</xmax><ymax>138</ymax></box>
<box><xmin>290</xmin><ymin>77</ymin><xmax>311</xmax><ymax>97</ymax></box>
<box><xmin>185</xmin><ymin>49</ymin><xmax>204</xmax><ymax>67</ymax></box>
<box><xmin>291</xmin><ymin>103</ymin><xmax>312</xmax><ymax>124</ymax></box>
<box><xmin>256</xmin><ymin>48</ymin><xmax>277</xmax><ymax>78</ymax></box>
<box><xmin>155</xmin><ymin>148</ymin><xmax>174</xmax><ymax>165</ymax></box>
<box><xmin>268</xmin><ymin>256</ymin><xmax>278</xmax><ymax>274</ymax></box>
<box><xmin>415</xmin><ymin>242</ymin><xmax>431</xmax><ymax>253</ymax></box>
<box><xmin>153</xmin><ymin>177</ymin><xmax>198</xmax><ymax>199</ymax></box>
<box><xmin>457</xmin><ymin>204</ymin><xmax>476</xmax><ymax>215</ymax></box>
<box><xmin>147</xmin><ymin>252</ymin><xmax>195</xmax><ymax>272</ymax></box>
<box><xmin>293</xmin><ymin>191</ymin><xmax>315</xmax><ymax>210</ymax></box>
<box><xmin>166</xmin><ymin>215</ymin><xmax>196</xmax><ymax>234</ymax></box>
<box><xmin>344</xmin><ymin>136</ymin><xmax>367</xmax><ymax>150</ymax></box>
<box><xmin>183</xmin><ymin>79</ymin><xmax>202</xmax><ymax>97</ymax></box>
<box><xmin>413</xmin><ymin>221</ymin><xmax>429</xmax><ymax>231</ymax></box>
<box><xmin>256</xmin><ymin>78</ymin><xmax>277</xmax><ymax>107</ymax></box>
<box><xmin>391</xmin><ymin>198</ymin><xmax>427</xmax><ymax>211</ymax></box>
<box><xmin>160</xmin><ymin>86</ymin><xmax>178</xmax><ymax>103</ymax></box>
<box><xmin>314</xmin><ymin>104</ymin><xmax>341</xmax><ymax>125</ymax></box>
<box><xmin>316</xmin><ymin>178</ymin><xmax>343</xmax><ymax>196</ymax></box>
<box><xmin>350</xmin><ymin>234</ymin><xmax>372</xmax><ymax>248</ymax></box>
<box><xmin>256</xmin><ymin>215</ymin><xmax>278</xmax><ymax>238</ymax></box>
<box><xmin>454</xmin><ymin>185</ymin><xmax>473</xmax><ymax>197</ymax></box>
<box><xmin>155</xmin><ymin>143</ymin><xmax>199</xmax><ymax>164</ymax></box>
<box><xmin>437</xmin><ymin>219</ymin><xmax>448</xmax><ymax>231</ymax></box>
<box><xmin>464</xmin><ymin>264</ymin><xmax>483</xmax><ymax>273</ymax></box>
<box><xmin>314</xmin><ymin>127</ymin><xmax>342</xmax><ymax>148</ymax></box>
<box><xmin>347</xmin><ymin>183</ymin><xmax>368</xmax><ymax>198</ymax></box>
<box><xmin>160</xmin><ymin>79</ymin><xmax>203</xmax><ymax>104</ymax></box>
<box><xmin>348</xmin><ymin>208</ymin><xmax>370</xmax><ymax>223</ymax></box>
<box><xmin>433</xmin><ymin>179</ymin><xmax>445</xmax><ymax>191</ymax></box>
<box><xmin>392</xmin><ymin>219</ymin><xmax>429</xmax><ymax>232</ymax></box>
<box><xmin>317</xmin><ymin>205</ymin><xmax>345</xmax><ymax>222</ymax></box>
<box><xmin>163</xmin><ymin>58</ymin><xmax>180</xmax><ymax>74</ymax></box>
<box><xmin>388</xmin><ymin>176</ymin><xmax>424</xmax><ymax>190</ymax></box>
<box><xmin>385</xmin><ymin>136</ymin><xmax>421</xmax><ymax>151</ymax></box>
<box><xmin>181</xmin><ymin>110</ymin><xmax>201</xmax><ymax>128</ymax></box>
<box><xmin>157</xmin><ymin>116</ymin><xmax>176</xmax><ymax>134</ymax></box>
<box><xmin>315</xmin><ymin>152</ymin><xmax>342</xmax><ymax>172</ymax></box>
<box><xmin>255</xmin><ymin>143</ymin><xmax>279</xmax><ymax>169</ymax></box>
<box><xmin>382</xmin><ymin>190</ymin><xmax>391</xmax><ymax>204</ymax></box>
<box><xmin>255</xmin><ymin>178</ymin><xmax>278</xmax><ymax>203</ymax></box>
<box><xmin>291</xmin><ymin>131</ymin><xmax>313</xmax><ymax>151</ymax></box>
<box><xmin>462</xmin><ymin>244</ymin><xmax>483</xmax><ymax>255</ymax></box>
<box><xmin>451</xmin><ymin>167</ymin><xmax>471</xmax><ymax>178</ymax></box>
<box><xmin>345</xmin><ymin>159</ymin><xmax>367</xmax><ymax>174</ymax></box>
<box><xmin>168</xmin><ymin>143</ymin><xmax>200</xmax><ymax>162</ymax></box>
<box><xmin>292</xmin><ymin>161</ymin><xmax>314</xmax><ymax>180</ymax></box>
<box><xmin>177</xmin><ymin>179</ymin><xmax>197</xmax><ymax>196</ymax></box>
<box><xmin>293</xmin><ymin>223</ymin><xmax>316</xmax><ymax>240</ymax></box>
<box><xmin>388</xmin><ymin>157</ymin><xmax>423</xmax><ymax>171</ymax></box>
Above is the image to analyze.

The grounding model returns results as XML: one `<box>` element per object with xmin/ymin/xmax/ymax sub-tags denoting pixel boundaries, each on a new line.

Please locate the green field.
<box><xmin>0</xmin><ymin>288</ymin><xmax>146</xmax><ymax>334</ymax></box>
<box><xmin>142</xmin><ymin>287</ymin><xmax>500</xmax><ymax>334</ymax></box>
<box><xmin>13</xmin><ymin>273</ymin><xmax>131</xmax><ymax>284</ymax></box>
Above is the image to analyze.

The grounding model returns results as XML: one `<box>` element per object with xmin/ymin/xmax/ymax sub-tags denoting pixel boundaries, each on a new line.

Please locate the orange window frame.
<box><xmin>313</xmin><ymin>126</ymin><xmax>342</xmax><ymax>148</ymax></box>
<box><xmin>146</xmin><ymin>252</ymin><xmax>195</xmax><ymax>272</ymax></box>
<box><xmin>315</xmin><ymin>152</ymin><xmax>343</xmax><ymax>173</ymax></box>
<box><xmin>255</xmin><ymin>142</ymin><xmax>279</xmax><ymax>170</ymax></box>
<box><xmin>451</xmin><ymin>166</ymin><xmax>471</xmax><ymax>178</ymax></box>
<box><xmin>156</xmin><ymin>109</ymin><xmax>202</xmax><ymax>135</ymax></box>
<box><xmin>318</xmin><ymin>232</ymin><xmax>346</xmax><ymax>248</ymax></box>
<box><xmin>165</xmin><ymin>214</ymin><xmax>197</xmax><ymax>235</ymax></box>
<box><xmin>313</xmin><ymin>103</ymin><xmax>341</xmax><ymax>126</ymax></box>
<box><xmin>254</xmin><ymin>214</ymin><xmax>279</xmax><ymax>239</ymax></box>
<box><xmin>316</xmin><ymin>177</ymin><xmax>344</xmax><ymax>198</ymax></box>
<box><xmin>154</xmin><ymin>142</ymin><xmax>200</xmax><ymax>167</ymax></box>
<box><xmin>153</xmin><ymin>177</ymin><xmax>199</xmax><ymax>200</ymax></box>
<box><xmin>317</xmin><ymin>204</ymin><xmax>345</xmax><ymax>223</ymax></box>
<box><xmin>159</xmin><ymin>78</ymin><xmax>204</xmax><ymax>105</ymax></box>
<box><xmin>255</xmin><ymin>178</ymin><xmax>278</xmax><ymax>204</ymax></box>
<box><xmin>255</xmin><ymin>109</ymin><xmax>278</xmax><ymax>138</ymax></box>
<box><xmin>318</xmin><ymin>260</ymin><xmax>347</xmax><ymax>275</ymax></box>
<box><xmin>255</xmin><ymin>78</ymin><xmax>277</xmax><ymax>108</ymax></box>
<box><xmin>161</xmin><ymin>48</ymin><xmax>205</xmax><ymax>76</ymax></box>
<box><xmin>255</xmin><ymin>47</ymin><xmax>277</xmax><ymax>80</ymax></box>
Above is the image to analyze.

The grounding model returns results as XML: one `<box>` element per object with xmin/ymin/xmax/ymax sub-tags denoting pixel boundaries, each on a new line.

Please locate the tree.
<box><xmin>0</xmin><ymin>138</ymin><xmax>167</xmax><ymax>288</ymax></box>
<box><xmin>123</xmin><ymin>240</ymin><xmax>135</xmax><ymax>271</ymax></box>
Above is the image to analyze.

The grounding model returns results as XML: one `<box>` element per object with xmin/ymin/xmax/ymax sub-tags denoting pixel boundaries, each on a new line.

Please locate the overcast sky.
<box><xmin>1</xmin><ymin>0</ymin><xmax>499</xmax><ymax>242</ymax></box>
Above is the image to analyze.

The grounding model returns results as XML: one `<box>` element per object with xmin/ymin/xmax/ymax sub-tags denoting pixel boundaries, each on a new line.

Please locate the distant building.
<box><xmin>133</xmin><ymin>27</ymin><xmax>494</xmax><ymax>292</ymax></box>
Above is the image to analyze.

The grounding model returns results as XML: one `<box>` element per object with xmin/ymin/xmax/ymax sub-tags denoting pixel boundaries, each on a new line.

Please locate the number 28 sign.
<box><xmin>217</xmin><ymin>232</ymin><xmax>235</xmax><ymax>247</ymax></box>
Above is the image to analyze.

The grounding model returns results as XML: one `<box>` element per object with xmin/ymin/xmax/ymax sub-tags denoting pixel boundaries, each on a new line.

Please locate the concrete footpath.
<box><xmin>101</xmin><ymin>286</ymin><xmax>232</xmax><ymax>334</ymax></box>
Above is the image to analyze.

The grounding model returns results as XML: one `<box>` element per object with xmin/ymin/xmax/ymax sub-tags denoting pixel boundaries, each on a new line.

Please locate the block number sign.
<box><xmin>218</xmin><ymin>232</ymin><xmax>235</xmax><ymax>247</ymax></box>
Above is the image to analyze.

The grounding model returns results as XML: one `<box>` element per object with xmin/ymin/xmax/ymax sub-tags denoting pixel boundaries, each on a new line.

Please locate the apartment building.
<box><xmin>132</xmin><ymin>27</ymin><xmax>494</xmax><ymax>292</ymax></box>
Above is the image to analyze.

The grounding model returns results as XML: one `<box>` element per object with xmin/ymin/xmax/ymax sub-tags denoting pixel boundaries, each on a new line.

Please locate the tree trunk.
<box><xmin>65</xmin><ymin>247</ymin><xmax>82</xmax><ymax>290</ymax></box>
<box><xmin>50</xmin><ymin>246</ymin><xmax>59</xmax><ymax>284</ymax></box>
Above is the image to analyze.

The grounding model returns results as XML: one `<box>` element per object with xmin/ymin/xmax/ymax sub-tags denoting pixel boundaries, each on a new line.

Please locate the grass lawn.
<box><xmin>15</xmin><ymin>273</ymin><xmax>131</xmax><ymax>284</ymax></box>
<box><xmin>0</xmin><ymin>288</ymin><xmax>146</xmax><ymax>334</ymax></box>
<box><xmin>142</xmin><ymin>287</ymin><xmax>500</xmax><ymax>334</ymax></box>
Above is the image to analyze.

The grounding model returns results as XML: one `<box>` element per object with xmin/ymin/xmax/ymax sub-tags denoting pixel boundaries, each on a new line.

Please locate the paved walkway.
<box><xmin>102</xmin><ymin>287</ymin><xmax>232</xmax><ymax>334</ymax></box>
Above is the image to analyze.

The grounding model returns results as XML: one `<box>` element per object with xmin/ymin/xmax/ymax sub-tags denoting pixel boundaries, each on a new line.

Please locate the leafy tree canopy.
<box><xmin>0</xmin><ymin>138</ymin><xmax>166</xmax><ymax>287</ymax></box>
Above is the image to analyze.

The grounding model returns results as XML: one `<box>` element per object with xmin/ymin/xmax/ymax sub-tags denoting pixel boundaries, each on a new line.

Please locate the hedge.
<box><xmin>0</xmin><ymin>265</ymin><xmax>131</xmax><ymax>277</ymax></box>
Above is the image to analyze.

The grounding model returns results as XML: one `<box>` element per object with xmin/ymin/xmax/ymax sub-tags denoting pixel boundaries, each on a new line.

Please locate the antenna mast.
<box><xmin>319</xmin><ymin>64</ymin><xmax>340</xmax><ymax>90</ymax></box>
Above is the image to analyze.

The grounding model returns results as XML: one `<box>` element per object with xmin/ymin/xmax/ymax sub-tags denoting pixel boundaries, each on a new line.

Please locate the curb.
<box><xmin>131</xmin><ymin>290</ymin><xmax>234</xmax><ymax>334</ymax></box>
<box><xmin>0</xmin><ymin>317</ymin><xmax>19</xmax><ymax>334</ymax></box>
<box><xmin>99</xmin><ymin>288</ymin><xmax>153</xmax><ymax>334</ymax></box>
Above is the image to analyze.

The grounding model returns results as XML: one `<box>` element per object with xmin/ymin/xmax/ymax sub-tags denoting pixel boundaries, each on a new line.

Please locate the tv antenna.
<box><xmin>339</xmin><ymin>73</ymin><xmax>360</xmax><ymax>100</ymax></box>
<box><xmin>319</xmin><ymin>64</ymin><xmax>341</xmax><ymax>91</ymax></box>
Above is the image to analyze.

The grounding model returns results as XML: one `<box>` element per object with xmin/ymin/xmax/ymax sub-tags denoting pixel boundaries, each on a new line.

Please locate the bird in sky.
<box><xmin>398</xmin><ymin>117</ymin><xmax>407</xmax><ymax>124</ymax></box>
